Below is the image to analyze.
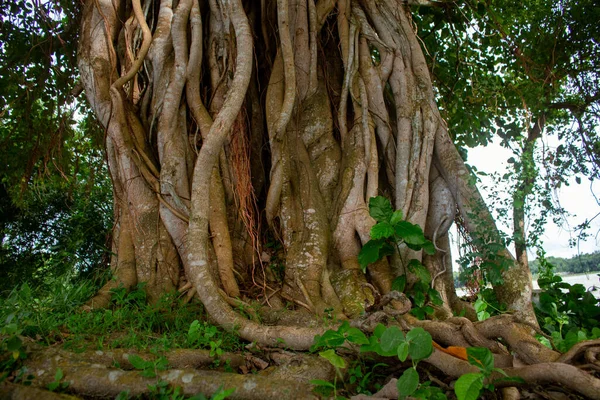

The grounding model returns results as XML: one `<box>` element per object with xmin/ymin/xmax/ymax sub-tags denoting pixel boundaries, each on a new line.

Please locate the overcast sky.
<box><xmin>459</xmin><ymin>138</ymin><xmax>600</xmax><ymax>263</ymax></box>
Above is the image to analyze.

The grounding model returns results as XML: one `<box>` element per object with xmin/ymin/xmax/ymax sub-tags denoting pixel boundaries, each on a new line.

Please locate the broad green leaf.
<box><xmin>358</xmin><ymin>239</ymin><xmax>385</xmax><ymax>271</ymax></box>
<box><xmin>128</xmin><ymin>354</ymin><xmax>149</xmax><ymax>370</ymax></box>
<box><xmin>467</xmin><ymin>347</ymin><xmax>494</xmax><ymax>373</ymax></box>
<box><xmin>370</xmin><ymin>222</ymin><xmax>395</xmax><ymax>240</ymax></box>
<box><xmin>413</xmin><ymin>291</ymin><xmax>426</xmax><ymax>307</ymax></box>
<box><xmin>395</xmin><ymin>221</ymin><xmax>427</xmax><ymax>246</ymax></box>
<box><xmin>406</xmin><ymin>328</ymin><xmax>433</xmax><ymax>361</ymax></box>
<box><xmin>397</xmin><ymin>367</ymin><xmax>419</xmax><ymax>397</ymax></box>
<box><xmin>422</xmin><ymin>241</ymin><xmax>436</xmax><ymax>255</ymax></box>
<box><xmin>409</xmin><ymin>260</ymin><xmax>431</xmax><ymax>285</ymax></box>
<box><xmin>411</xmin><ymin>307</ymin><xmax>426</xmax><ymax>320</ymax></box>
<box><xmin>392</xmin><ymin>276</ymin><xmax>407</xmax><ymax>293</ymax></box>
<box><xmin>360</xmin><ymin>335</ymin><xmax>382</xmax><ymax>354</ymax></box>
<box><xmin>373</xmin><ymin>323</ymin><xmax>387</xmax><ymax>338</ymax></box>
<box><xmin>3</xmin><ymin>323</ymin><xmax>19</xmax><ymax>335</ymax></box>
<box><xmin>477</xmin><ymin>311</ymin><xmax>490</xmax><ymax>321</ymax></box>
<box><xmin>379</xmin><ymin>242</ymin><xmax>395</xmax><ymax>258</ymax></box>
<box><xmin>454</xmin><ymin>373</ymin><xmax>484</xmax><ymax>400</ymax></box>
<box><xmin>337</xmin><ymin>321</ymin><xmax>351</xmax><ymax>334</ymax></box>
<box><xmin>312</xmin><ymin>330</ymin><xmax>345</xmax><ymax>350</ymax></box>
<box><xmin>380</xmin><ymin>326</ymin><xmax>404</xmax><ymax>354</ymax></box>
<box><xmin>429</xmin><ymin>289</ymin><xmax>444</xmax><ymax>306</ymax></box>
<box><xmin>368</xmin><ymin>196</ymin><xmax>394</xmax><ymax>222</ymax></box>
<box><xmin>5</xmin><ymin>335</ymin><xmax>22</xmax><ymax>352</ymax></box>
<box><xmin>345</xmin><ymin>328</ymin><xmax>369</xmax><ymax>345</ymax></box>
<box><xmin>390</xmin><ymin>210</ymin><xmax>404</xmax><ymax>225</ymax></box>
<box><xmin>397</xmin><ymin>342</ymin><xmax>409</xmax><ymax>362</ymax></box>
<box><xmin>474</xmin><ymin>298</ymin><xmax>486</xmax><ymax>313</ymax></box>
<box><xmin>319</xmin><ymin>349</ymin><xmax>347</xmax><ymax>369</ymax></box>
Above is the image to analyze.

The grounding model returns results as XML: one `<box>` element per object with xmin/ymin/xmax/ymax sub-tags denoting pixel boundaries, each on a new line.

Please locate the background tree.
<box><xmin>0</xmin><ymin>0</ymin><xmax>112</xmax><ymax>292</ymax></box>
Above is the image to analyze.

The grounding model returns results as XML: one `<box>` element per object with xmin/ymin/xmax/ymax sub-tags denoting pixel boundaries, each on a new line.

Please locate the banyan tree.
<box><xmin>70</xmin><ymin>0</ymin><xmax>600</xmax><ymax>397</ymax></box>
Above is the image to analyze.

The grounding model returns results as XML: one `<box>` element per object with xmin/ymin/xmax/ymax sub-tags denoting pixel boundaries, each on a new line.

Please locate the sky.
<box><xmin>453</xmin><ymin>138</ymin><xmax>600</xmax><ymax>266</ymax></box>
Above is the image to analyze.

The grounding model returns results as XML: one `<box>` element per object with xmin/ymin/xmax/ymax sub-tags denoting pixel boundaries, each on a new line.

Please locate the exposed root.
<box><xmin>0</xmin><ymin>382</ymin><xmax>81</xmax><ymax>400</ymax></box>
<box><xmin>22</xmin><ymin>354</ymin><xmax>320</xmax><ymax>400</ymax></box>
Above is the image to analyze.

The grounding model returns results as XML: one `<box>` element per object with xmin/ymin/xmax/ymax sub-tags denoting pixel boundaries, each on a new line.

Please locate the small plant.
<box><xmin>0</xmin><ymin>313</ymin><xmax>27</xmax><ymax>381</ymax></box>
<box><xmin>311</xmin><ymin>322</ymin><xmax>446</xmax><ymax>399</ymax></box>
<box><xmin>358</xmin><ymin>196</ymin><xmax>443</xmax><ymax>319</ymax></box>
<box><xmin>128</xmin><ymin>354</ymin><xmax>168</xmax><ymax>378</ymax></box>
<box><xmin>358</xmin><ymin>196</ymin><xmax>435</xmax><ymax>271</ymax></box>
<box><xmin>454</xmin><ymin>347</ymin><xmax>522</xmax><ymax>400</ymax></box>
<box><xmin>48</xmin><ymin>368</ymin><xmax>69</xmax><ymax>392</ymax></box>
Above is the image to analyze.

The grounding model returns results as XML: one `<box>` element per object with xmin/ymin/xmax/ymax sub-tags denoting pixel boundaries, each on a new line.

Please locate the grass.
<box><xmin>0</xmin><ymin>275</ymin><xmax>244</xmax><ymax>354</ymax></box>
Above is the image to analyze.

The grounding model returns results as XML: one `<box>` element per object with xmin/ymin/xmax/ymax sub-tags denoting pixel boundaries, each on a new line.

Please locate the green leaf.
<box><xmin>477</xmin><ymin>311</ymin><xmax>490</xmax><ymax>321</ymax></box>
<box><xmin>454</xmin><ymin>373</ymin><xmax>484</xmax><ymax>400</ymax></box>
<box><xmin>358</xmin><ymin>239</ymin><xmax>385</xmax><ymax>271</ymax></box>
<box><xmin>429</xmin><ymin>289</ymin><xmax>443</xmax><ymax>306</ymax></box>
<box><xmin>373</xmin><ymin>323</ymin><xmax>387</xmax><ymax>338</ymax></box>
<box><xmin>411</xmin><ymin>307</ymin><xmax>426</xmax><ymax>320</ymax></box>
<box><xmin>54</xmin><ymin>369</ymin><xmax>63</xmax><ymax>381</ymax></box>
<box><xmin>467</xmin><ymin>347</ymin><xmax>494</xmax><ymax>374</ymax></box>
<box><xmin>410</xmin><ymin>260</ymin><xmax>431</xmax><ymax>285</ymax></box>
<box><xmin>369</xmin><ymin>196</ymin><xmax>394</xmax><ymax>222</ymax></box>
<box><xmin>380</xmin><ymin>326</ymin><xmax>405</xmax><ymax>354</ymax></box>
<box><xmin>390</xmin><ymin>210</ymin><xmax>404</xmax><ymax>225</ymax></box>
<box><xmin>392</xmin><ymin>276</ymin><xmax>407</xmax><ymax>293</ymax></box>
<box><xmin>212</xmin><ymin>387</ymin><xmax>236</xmax><ymax>400</ymax></box>
<box><xmin>422</xmin><ymin>241</ymin><xmax>436</xmax><ymax>255</ymax></box>
<box><xmin>370</xmin><ymin>222</ymin><xmax>395</xmax><ymax>240</ymax></box>
<box><xmin>128</xmin><ymin>354</ymin><xmax>149</xmax><ymax>370</ymax></box>
<box><xmin>397</xmin><ymin>342</ymin><xmax>409</xmax><ymax>362</ymax></box>
<box><xmin>312</xmin><ymin>330</ymin><xmax>345</xmax><ymax>350</ymax></box>
<box><xmin>310</xmin><ymin>379</ymin><xmax>336</xmax><ymax>388</ymax></box>
<box><xmin>395</xmin><ymin>221</ymin><xmax>427</xmax><ymax>246</ymax></box>
<box><xmin>413</xmin><ymin>291</ymin><xmax>426</xmax><ymax>307</ymax></box>
<box><xmin>319</xmin><ymin>349</ymin><xmax>347</xmax><ymax>369</ymax></box>
<box><xmin>474</xmin><ymin>298</ymin><xmax>487</xmax><ymax>313</ymax></box>
<box><xmin>5</xmin><ymin>335</ymin><xmax>22</xmax><ymax>352</ymax></box>
<box><xmin>345</xmin><ymin>328</ymin><xmax>369</xmax><ymax>345</ymax></box>
<box><xmin>406</xmin><ymin>328</ymin><xmax>433</xmax><ymax>361</ymax></box>
<box><xmin>397</xmin><ymin>367</ymin><xmax>419</xmax><ymax>397</ymax></box>
<box><xmin>360</xmin><ymin>335</ymin><xmax>382</xmax><ymax>354</ymax></box>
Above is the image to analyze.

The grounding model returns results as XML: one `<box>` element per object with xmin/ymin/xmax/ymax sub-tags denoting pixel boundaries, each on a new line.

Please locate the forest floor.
<box><xmin>1</xmin><ymin>278</ymin><xmax>599</xmax><ymax>400</ymax></box>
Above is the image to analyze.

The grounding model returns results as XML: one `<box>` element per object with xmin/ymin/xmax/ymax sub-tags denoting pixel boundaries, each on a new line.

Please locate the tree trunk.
<box><xmin>77</xmin><ymin>0</ymin><xmax>538</xmax><ymax>347</ymax></box>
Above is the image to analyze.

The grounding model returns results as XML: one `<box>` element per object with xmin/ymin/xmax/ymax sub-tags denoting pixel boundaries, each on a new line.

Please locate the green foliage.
<box><xmin>312</xmin><ymin>323</ymin><xmax>443</xmax><ymax>399</ymax></box>
<box><xmin>359</xmin><ymin>197</ymin><xmax>442</xmax><ymax>319</ymax></box>
<box><xmin>128</xmin><ymin>354</ymin><xmax>168</xmax><ymax>378</ymax></box>
<box><xmin>0</xmin><ymin>280</ymin><xmax>242</xmax><ymax>355</ymax></box>
<box><xmin>358</xmin><ymin>196</ymin><xmax>434</xmax><ymax>273</ymax></box>
<box><xmin>47</xmin><ymin>368</ymin><xmax>69</xmax><ymax>392</ymax></box>
<box><xmin>455</xmin><ymin>347</ymin><xmax>523</xmax><ymax>400</ymax></box>
<box><xmin>0</xmin><ymin>1</ymin><xmax>112</xmax><ymax>293</ymax></box>
<box><xmin>534</xmin><ymin>252</ymin><xmax>600</xmax><ymax>351</ymax></box>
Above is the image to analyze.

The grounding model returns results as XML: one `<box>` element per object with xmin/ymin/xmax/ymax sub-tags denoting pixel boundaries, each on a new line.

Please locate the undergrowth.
<box><xmin>0</xmin><ymin>276</ymin><xmax>243</xmax><ymax>387</ymax></box>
